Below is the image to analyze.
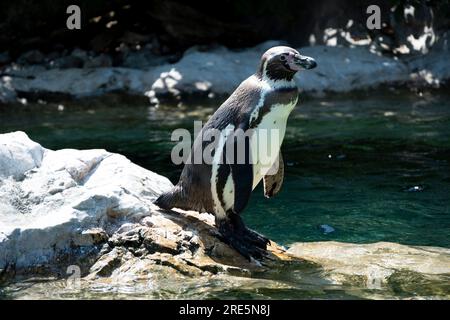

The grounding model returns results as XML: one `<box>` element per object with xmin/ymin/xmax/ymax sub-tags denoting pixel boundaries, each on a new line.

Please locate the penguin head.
<box><xmin>258</xmin><ymin>46</ymin><xmax>317</xmax><ymax>81</ymax></box>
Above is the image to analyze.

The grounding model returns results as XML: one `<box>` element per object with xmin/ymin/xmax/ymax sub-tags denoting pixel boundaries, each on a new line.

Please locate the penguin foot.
<box><xmin>216</xmin><ymin>214</ymin><xmax>270</xmax><ymax>261</ymax></box>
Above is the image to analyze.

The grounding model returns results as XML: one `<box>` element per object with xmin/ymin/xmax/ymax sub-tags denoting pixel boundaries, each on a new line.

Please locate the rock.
<box><xmin>49</xmin><ymin>55</ymin><xmax>85</xmax><ymax>69</ymax></box>
<box><xmin>17</xmin><ymin>50</ymin><xmax>45</xmax><ymax>65</ymax></box>
<box><xmin>9</xmin><ymin>68</ymin><xmax>153</xmax><ymax>98</ymax></box>
<box><xmin>2</xmin><ymin>41</ymin><xmax>450</xmax><ymax>104</ymax></box>
<box><xmin>0</xmin><ymin>131</ymin><xmax>45</xmax><ymax>180</ymax></box>
<box><xmin>81</xmin><ymin>228</ymin><xmax>108</xmax><ymax>244</ymax></box>
<box><xmin>0</xmin><ymin>131</ymin><xmax>173</xmax><ymax>271</ymax></box>
<box><xmin>406</xmin><ymin>50</ymin><xmax>450</xmax><ymax>87</ymax></box>
<box><xmin>122</xmin><ymin>49</ymin><xmax>171</xmax><ymax>69</ymax></box>
<box><xmin>1</xmin><ymin>132</ymin><xmax>449</xmax><ymax>299</ymax></box>
<box><xmin>146</xmin><ymin>43</ymin><xmax>412</xmax><ymax>104</ymax></box>
<box><xmin>70</xmin><ymin>48</ymin><xmax>89</xmax><ymax>62</ymax></box>
<box><xmin>297</xmin><ymin>46</ymin><xmax>410</xmax><ymax>93</ymax></box>
<box><xmin>319</xmin><ymin>224</ymin><xmax>335</xmax><ymax>234</ymax></box>
<box><xmin>83</xmin><ymin>54</ymin><xmax>113</xmax><ymax>68</ymax></box>
<box><xmin>0</xmin><ymin>52</ymin><xmax>11</xmax><ymax>65</ymax></box>
<box><xmin>0</xmin><ymin>131</ymin><xmax>284</xmax><ymax>275</ymax></box>
<box><xmin>0</xmin><ymin>76</ymin><xmax>17</xmax><ymax>103</ymax></box>
<box><xmin>287</xmin><ymin>241</ymin><xmax>450</xmax><ymax>294</ymax></box>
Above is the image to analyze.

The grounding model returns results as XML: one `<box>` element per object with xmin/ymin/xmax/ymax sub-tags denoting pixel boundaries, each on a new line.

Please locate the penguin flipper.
<box><xmin>263</xmin><ymin>152</ymin><xmax>284</xmax><ymax>198</ymax></box>
<box><xmin>223</xmin><ymin>133</ymin><xmax>254</xmax><ymax>215</ymax></box>
<box><xmin>230</xmin><ymin>162</ymin><xmax>254</xmax><ymax>214</ymax></box>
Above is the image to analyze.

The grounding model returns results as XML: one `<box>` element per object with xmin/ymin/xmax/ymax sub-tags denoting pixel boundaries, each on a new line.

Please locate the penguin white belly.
<box><xmin>251</xmin><ymin>102</ymin><xmax>296</xmax><ymax>189</ymax></box>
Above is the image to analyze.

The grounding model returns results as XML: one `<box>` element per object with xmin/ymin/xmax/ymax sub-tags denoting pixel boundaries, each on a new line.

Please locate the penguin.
<box><xmin>155</xmin><ymin>46</ymin><xmax>317</xmax><ymax>260</ymax></box>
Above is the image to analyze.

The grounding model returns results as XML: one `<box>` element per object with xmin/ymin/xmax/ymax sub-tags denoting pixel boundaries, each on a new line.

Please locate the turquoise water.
<box><xmin>1</xmin><ymin>90</ymin><xmax>449</xmax><ymax>248</ymax></box>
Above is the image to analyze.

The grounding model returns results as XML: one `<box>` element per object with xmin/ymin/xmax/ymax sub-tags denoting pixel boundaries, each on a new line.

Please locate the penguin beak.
<box><xmin>295</xmin><ymin>54</ymin><xmax>317</xmax><ymax>70</ymax></box>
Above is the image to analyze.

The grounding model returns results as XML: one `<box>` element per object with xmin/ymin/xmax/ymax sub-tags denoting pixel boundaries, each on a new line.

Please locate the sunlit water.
<box><xmin>1</xmin><ymin>90</ymin><xmax>449</xmax><ymax>299</ymax></box>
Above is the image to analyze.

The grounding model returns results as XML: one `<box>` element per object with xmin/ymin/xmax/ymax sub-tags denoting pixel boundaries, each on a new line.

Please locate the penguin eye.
<box><xmin>280</xmin><ymin>55</ymin><xmax>287</xmax><ymax>62</ymax></box>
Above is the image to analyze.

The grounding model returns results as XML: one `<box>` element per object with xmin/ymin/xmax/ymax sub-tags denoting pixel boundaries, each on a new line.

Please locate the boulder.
<box><xmin>0</xmin><ymin>131</ymin><xmax>286</xmax><ymax>276</ymax></box>
<box><xmin>297</xmin><ymin>46</ymin><xmax>410</xmax><ymax>93</ymax></box>
<box><xmin>10</xmin><ymin>68</ymin><xmax>155</xmax><ymax>98</ymax></box>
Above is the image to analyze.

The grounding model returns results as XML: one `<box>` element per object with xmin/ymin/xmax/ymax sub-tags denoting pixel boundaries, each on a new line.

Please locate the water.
<box><xmin>1</xmin><ymin>90</ymin><xmax>450</xmax><ymax>299</ymax></box>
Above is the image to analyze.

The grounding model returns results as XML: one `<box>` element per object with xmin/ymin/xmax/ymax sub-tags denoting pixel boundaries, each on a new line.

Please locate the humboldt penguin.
<box><xmin>155</xmin><ymin>46</ymin><xmax>317</xmax><ymax>260</ymax></box>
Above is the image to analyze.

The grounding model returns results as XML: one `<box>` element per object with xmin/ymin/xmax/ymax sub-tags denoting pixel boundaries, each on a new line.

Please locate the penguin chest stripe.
<box><xmin>216</xmin><ymin>164</ymin><xmax>234</xmax><ymax>212</ymax></box>
<box><xmin>210</xmin><ymin>124</ymin><xmax>235</xmax><ymax>218</ymax></box>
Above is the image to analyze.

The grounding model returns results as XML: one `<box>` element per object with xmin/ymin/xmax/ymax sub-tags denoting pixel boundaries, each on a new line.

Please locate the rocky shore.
<box><xmin>1</xmin><ymin>40</ymin><xmax>449</xmax><ymax>105</ymax></box>
<box><xmin>1</xmin><ymin>132</ymin><xmax>449</xmax><ymax>299</ymax></box>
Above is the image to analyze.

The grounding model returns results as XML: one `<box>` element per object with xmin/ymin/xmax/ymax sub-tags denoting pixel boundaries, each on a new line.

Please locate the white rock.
<box><xmin>0</xmin><ymin>131</ymin><xmax>45</xmax><ymax>180</ymax></box>
<box><xmin>0</xmin><ymin>131</ymin><xmax>173</xmax><ymax>270</ymax></box>
<box><xmin>297</xmin><ymin>46</ymin><xmax>410</xmax><ymax>92</ymax></box>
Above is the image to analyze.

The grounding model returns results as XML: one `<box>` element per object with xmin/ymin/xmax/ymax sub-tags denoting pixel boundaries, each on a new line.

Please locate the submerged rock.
<box><xmin>319</xmin><ymin>224</ymin><xmax>335</xmax><ymax>234</ymax></box>
<box><xmin>0</xmin><ymin>132</ymin><xmax>449</xmax><ymax>299</ymax></box>
<box><xmin>288</xmin><ymin>241</ymin><xmax>450</xmax><ymax>297</ymax></box>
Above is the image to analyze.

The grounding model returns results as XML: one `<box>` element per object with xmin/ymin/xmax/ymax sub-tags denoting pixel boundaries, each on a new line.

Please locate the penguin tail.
<box><xmin>154</xmin><ymin>186</ymin><xmax>185</xmax><ymax>210</ymax></box>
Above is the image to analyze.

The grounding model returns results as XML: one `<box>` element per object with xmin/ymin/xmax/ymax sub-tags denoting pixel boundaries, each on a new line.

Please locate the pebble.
<box><xmin>319</xmin><ymin>224</ymin><xmax>335</xmax><ymax>234</ymax></box>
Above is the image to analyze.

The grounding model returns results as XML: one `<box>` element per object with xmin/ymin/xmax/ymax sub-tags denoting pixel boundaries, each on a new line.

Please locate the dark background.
<box><xmin>1</xmin><ymin>0</ymin><xmax>448</xmax><ymax>59</ymax></box>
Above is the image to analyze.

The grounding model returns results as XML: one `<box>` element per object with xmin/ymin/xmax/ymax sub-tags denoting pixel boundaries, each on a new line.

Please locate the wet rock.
<box><xmin>319</xmin><ymin>224</ymin><xmax>335</xmax><ymax>234</ymax></box>
<box><xmin>287</xmin><ymin>241</ymin><xmax>450</xmax><ymax>292</ymax></box>
<box><xmin>88</xmin><ymin>247</ymin><xmax>125</xmax><ymax>277</ymax></box>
